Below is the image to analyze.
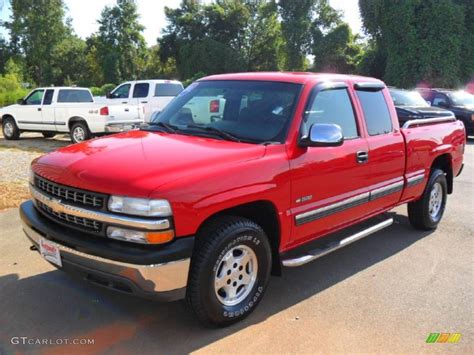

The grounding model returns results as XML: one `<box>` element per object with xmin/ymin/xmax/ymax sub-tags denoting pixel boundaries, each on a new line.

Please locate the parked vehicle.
<box><xmin>418</xmin><ymin>88</ymin><xmax>474</xmax><ymax>138</ymax></box>
<box><xmin>20</xmin><ymin>73</ymin><xmax>465</xmax><ymax>326</ymax></box>
<box><xmin>1</xmin><ymin>87</ymin><xmax>143</xmax><ymax>143</ymax></box>
<box><xmin>389</xmin><ymin>88</ymin><xmax>454</xmax><ymax>126</ymax></box>
<box><xmin>101</xmin><ymin>80</ymin><xmax>184</xmax><ymax>122</ymax></box>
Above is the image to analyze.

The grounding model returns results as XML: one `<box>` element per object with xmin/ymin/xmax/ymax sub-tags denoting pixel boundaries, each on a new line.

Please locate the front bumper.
<box><xmin>20</xmin><ymin>201</ymin><xmax>194</xmax><ymax>301</ymax></box>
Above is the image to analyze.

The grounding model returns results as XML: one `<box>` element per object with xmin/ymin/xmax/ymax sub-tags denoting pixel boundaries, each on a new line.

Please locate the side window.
<box><xmin>303</xmin><ymin>88</ymin><xmax>358</xmax><ymax>139</ymax></box>
<box><xmin>57</xmin><ymin>89</ymin><xmax>93</xmax><ymax>103</ymax></box>
<box><xmin>25</xmin><ymin>90</ymin><xmax>45</xmax><ymax>105</ymax></box>
<box><xmin>43</xmin><ymin>89</ymin><xmax>54</xmax><ymax>105</ymax></box>
<box><xmin>133</xmin><ymin>83</ymin><xmax>150</xmax><ymax>98</ymax></box>
<box><xmin>432</xmin><ymin>94</ymin><xmax>448</xmax><ymax>107</ymax></box>
<box><xmin>110</xmin><ymin>84</ymin><xmax>131</xmax><ymax>99</ymax></box>
<box><xmin>356</xmin><ymin>90</ymin><xmax>393</xmax><ymax>136</ymax></box>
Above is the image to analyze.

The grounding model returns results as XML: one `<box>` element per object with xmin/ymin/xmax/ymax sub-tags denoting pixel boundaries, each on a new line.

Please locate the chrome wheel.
<box><xmin>72</xmin><ymin>126</ymin><xmax>85</xmax><ymax>142</ymax></box>
<box><xmin>429</xmin><ymin>182</ymin><xmax>443</xmax><ymax>219</ymax></box>
<box><xmin>214</xmin><ymin>244</ymin><xmax>258</xmax><ymax>306</ymax></box>
<box><xmin>4</xmin><ymin>121</ymin><xmax>14</xmax><ymax>137</ymax></box>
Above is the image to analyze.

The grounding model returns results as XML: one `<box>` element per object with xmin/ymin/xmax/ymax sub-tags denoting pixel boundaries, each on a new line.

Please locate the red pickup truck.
<box><xmin>20</xmin><ymin>73</ymin><xmax>465</xmax><ymax>326</ymax></box>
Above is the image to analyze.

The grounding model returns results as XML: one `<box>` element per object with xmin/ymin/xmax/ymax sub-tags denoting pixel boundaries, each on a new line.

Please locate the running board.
<box><xmin>282</xmin><ymin>218</ymin><xmax>393</xmax><ymax>267</ymax></box>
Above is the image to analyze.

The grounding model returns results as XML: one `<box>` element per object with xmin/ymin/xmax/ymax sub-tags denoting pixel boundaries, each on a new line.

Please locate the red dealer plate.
<box><xmin>39</xmin><ymin>238</ymin><xmax>62</xmax><ymax>267</ymax></box>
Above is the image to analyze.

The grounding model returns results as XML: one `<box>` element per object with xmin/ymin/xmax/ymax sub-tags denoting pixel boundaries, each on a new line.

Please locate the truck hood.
<box><xmin>33</xmin><ymin>130</ymin><xmax>266</xmax><ymax>197</ymax></box>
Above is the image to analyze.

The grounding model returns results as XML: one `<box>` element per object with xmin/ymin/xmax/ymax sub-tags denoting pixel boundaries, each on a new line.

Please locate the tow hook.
<box><xmin>30</xmin><ymin>245</ymin><xmax>38</xmax><ymax>251</ymax></box>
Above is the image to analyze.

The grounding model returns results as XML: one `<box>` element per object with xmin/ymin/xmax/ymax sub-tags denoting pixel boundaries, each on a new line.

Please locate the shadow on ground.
<box><xmin>0</xmin><ymin>132</ymin><xmax>70</xmax><ymax>153</ymax></box>
<box><xmin>0</xmin><ymin>212</ymin><xmax>434</xmax><ymax>354</ymax></box>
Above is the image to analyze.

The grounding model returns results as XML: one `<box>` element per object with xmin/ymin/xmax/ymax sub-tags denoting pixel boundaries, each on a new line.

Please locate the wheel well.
<box><xmin>197</xmin><ymin>201</ymin><xmax>282</xmax><ymax>276</ymax></box>
<box><xmin>2</xmin><ymin>114</ymin><xmax>14</xmax><ymax>123</ymax></box>
<box><xmin>431</xmin><ymin>154</ymin><xmax>453</xmax><ymax>194</ymax></box>
<box><xmin>68</xmin><ymin>117</ymin><xmax>88</xmax><ymax>130</ymax></box>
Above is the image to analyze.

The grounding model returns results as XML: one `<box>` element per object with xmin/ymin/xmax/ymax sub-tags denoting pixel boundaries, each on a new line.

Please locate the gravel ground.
<box><xmin>0</xmin><ymin>132</ymin><xmax>70</xmax><ymax>210</ymax></box>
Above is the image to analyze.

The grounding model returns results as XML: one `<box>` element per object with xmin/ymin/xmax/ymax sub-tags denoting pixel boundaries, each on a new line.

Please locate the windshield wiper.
<box><xmin>143</xmin><ymin>121</ymin><xmax>177</xmax><ymax>133</ymax></box>
<box><xmin>186</xmin><ymin>124</ymin><xmax>242</xmax><ymax>142</ymax></box>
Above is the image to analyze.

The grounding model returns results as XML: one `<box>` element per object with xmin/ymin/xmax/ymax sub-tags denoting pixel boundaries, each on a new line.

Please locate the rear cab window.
<box><xmin>57</xmin><ymin>89</ymin><xmax>93</xmax><ymax>103</ymax></box>
<box><xmin>355</xmin><ymin>87</ymin><xmax>393</xmax><ymax>135</ymax></box>
<box><xmin>42</xmin><ymin>89</ymin><xmax>55</xmax><ymax>105</ymax></box>
<box><xmin>155</xmin><ymin>83</ymin><xmax>183</xmax><ymax>97</ymax></box>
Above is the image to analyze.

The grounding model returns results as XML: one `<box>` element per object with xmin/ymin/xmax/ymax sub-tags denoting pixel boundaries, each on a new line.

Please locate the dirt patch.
<box><xmin>0</xmin><ymin>131</ymin><xmax>71</xmax><ymax>211</ymax></box>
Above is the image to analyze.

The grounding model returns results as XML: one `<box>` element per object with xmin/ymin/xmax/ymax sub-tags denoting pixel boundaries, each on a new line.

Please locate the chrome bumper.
<box><xmin>104</xmin><ymin>121</ymin><xmax>142</xmax><ymax>133</ymax></box>
<box><xmin>22</xmin><ymin>221</ymin><xmax>190</xmax><ymax>300</ymax></box>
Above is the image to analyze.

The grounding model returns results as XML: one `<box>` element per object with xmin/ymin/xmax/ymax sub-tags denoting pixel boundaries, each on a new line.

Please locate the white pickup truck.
<box><xmin>1</xmin><ymin>87</ymin><xmax>143</xmax><ymax>143</ymax></box>
<box><xmin>99</xmin><ymin>80</ymin><xmax>184</xmax><ymax>122</ymax></box>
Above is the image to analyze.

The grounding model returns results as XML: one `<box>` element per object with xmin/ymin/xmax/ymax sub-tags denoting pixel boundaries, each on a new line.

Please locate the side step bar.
<box><xmin>282</xmin><ymin>218</ymin><xmax>393</xmax><ymax>267</ymax></box>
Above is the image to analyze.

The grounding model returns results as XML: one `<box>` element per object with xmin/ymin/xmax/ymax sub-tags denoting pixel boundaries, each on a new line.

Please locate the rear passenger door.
<box><xmin>354</xmin><ymin>84</ymin><xmax>405</xmax><ymax>213</ymax></box>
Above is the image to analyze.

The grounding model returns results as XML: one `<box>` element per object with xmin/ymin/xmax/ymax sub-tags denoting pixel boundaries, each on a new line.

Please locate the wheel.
<box><xmin>70</xmin><ymin>122</ymin><xmax>91</xmax><ymax>143</ymax></box>
<box><xmin>186</xmin><ymin>216</ymin><xmax>272</xmax><ymax>327</ymax></box>
<box><xmin>42</xmin><ymin>132</ymin><xmax>56</xmax><ymax>138</ymax></box>
<box><xmin>408</xmin><ymin>168</ymin><xmax>447</xmax><ymax>230</ymax></box>
<box><xmin>2</xmin><ymin>117</ymin><xmax>20</xmax><ymax>140</ymax></box>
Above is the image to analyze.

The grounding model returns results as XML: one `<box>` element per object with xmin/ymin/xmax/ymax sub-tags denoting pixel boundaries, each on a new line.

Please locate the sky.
<box><xmin>0</xmin><ymin>0</ymin><xmax>363</xmax><ymax>45</ymax></box>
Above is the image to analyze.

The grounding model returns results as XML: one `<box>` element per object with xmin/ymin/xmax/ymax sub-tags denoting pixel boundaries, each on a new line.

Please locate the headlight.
<box><xmin>108</xmin><ymin>196</ymin><xmax>172</xmax><ymax>217</ymax></box>
<box><xmin>107</xmin><ymin>226</ymin><xmax>174</xmax><ymax>244</ymax></box>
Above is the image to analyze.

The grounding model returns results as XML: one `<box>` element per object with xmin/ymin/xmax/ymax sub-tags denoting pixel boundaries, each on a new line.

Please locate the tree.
<box><xmin>278</xmin><ymin>0</ymin><xmax>315</xmax><ymax>71</ymax></box>
<box><xmin>312</xmin><ymin>23</ymin><xmax>363</xmax><ymax>74</ymax></box>
<box><xmin>95</xmin><ymin>0</ymin><xmax>148</xmax><ymax>83</ymax></box>
<box><xmin>4</xmin><ymin>0</ymin><xmax>68</xmax><ymax>85</ymax></box>
<box><xmin>359</xmin><ymin>0</ymin><xmax>471</xmax><ymax>88</ymax></box>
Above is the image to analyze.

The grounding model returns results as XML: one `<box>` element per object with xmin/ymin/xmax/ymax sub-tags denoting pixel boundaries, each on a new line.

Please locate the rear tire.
<box><xmin>186</xmin><ymin>216</ymin><xmax>272</xmax><ymax>327</ymax></box>
<box><xmin>2</xmin><ymin>117</ymin><xmax>20</xmax><ymax>140</ymax></box>
<box><xmin>42</xmin><ymin>132</ymin><xmax>56</xmax><ymax>138</ymax></box>
<box><xmin>70</xmin><ymin>122</ymin><xmax>91</xmax><ymax>144</ymax></box>
<box><xmin>408</xmin><ymin>168</ymin><xmax>447</xmax><ymax>230</ymax></box>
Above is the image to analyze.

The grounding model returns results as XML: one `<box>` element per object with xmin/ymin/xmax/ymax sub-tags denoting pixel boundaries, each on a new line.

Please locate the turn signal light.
<box><xmin>107</xmin><ymin>226</ymin><xmax>175</xmax><ymax>244</ymax></box>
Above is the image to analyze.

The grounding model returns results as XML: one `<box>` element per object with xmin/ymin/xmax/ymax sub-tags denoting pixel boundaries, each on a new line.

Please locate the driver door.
<box><xmin>289</xmin><ymin>84</ymin><xmax>372</xmax><ymax>244</ymax></box>
<box><xmin>16</xmin><ymin>89</ymin><xmax>45</xmax><ymax>131</ymax></box>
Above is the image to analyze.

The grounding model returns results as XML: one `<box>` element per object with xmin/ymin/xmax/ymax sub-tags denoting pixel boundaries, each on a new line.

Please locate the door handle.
<box><xmin>140</xmin><ymin>101</ymin><xmax>148</xmax><ymax>104</ymax></box>
<box><xmin>124</xmin><ymin>108</ymin><xmax>129</xmax><ymax>112</ymax></box>
<box><xmin>356</xmin><ymin>151</ymin><xmax>369</xmax><ymax>164</ymax></box>
<box><xmin>121</xmin><ymin>101</ymin><xmax>128</xmax><ymax>104</ymax></box>
<box><xmin>37</xmin><ymin>108</ymin><xmax>42</xmax><ymax>111</ymax></box>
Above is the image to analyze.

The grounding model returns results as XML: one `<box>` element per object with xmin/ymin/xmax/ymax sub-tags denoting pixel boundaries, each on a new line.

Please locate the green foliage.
<box><xmin>90</xmin><ymin>83</ymin><xmax>117</xmax><ymax>96</ymax></box>
<box><xmin>94</xmin><ymin>0</ymin><xmax>148</xmax><ymax>84</ymax></box>
<box><xmin>359</xmin><ymin>0</ymin><xmax>473</xmax><ymax>88</ymax></box>
<box><xmin>4</xmin><ymin>0</ymin><xmax>68</xmax><ymax>85</ymax></box>
<box><xmin>278</xmin><ymin>0</ymin><xmax>316</xmax><ymax>71</ymax></box>
<box><xmin>0</xmin><ymin>59</ymin><xmax>29</xmax><ymax>107</ymax></box>
<box><xmin>160</xmin><ymin>0</ymin><xmax>285</xmax><ymax>79</ymax></box>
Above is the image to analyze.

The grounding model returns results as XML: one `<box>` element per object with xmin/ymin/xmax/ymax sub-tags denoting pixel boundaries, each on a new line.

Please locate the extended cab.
<box><xmin>99</xmin><ymin>80</ymin><xmax>184</xmax><ymax>122</ymax></box>
<box><xmin>20</xmin><ymin>73</ymin><xmax>465</xmax><ymax>326</ymax></box>
<box><xmin>1</xmin><ymin>87</ymin><xmax>143</xmax><ymax>143</ymax></box>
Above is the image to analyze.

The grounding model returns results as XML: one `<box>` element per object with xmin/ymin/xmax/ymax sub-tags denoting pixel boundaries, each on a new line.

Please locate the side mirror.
<box><xmin>299</xmin><ymin>123</ymin><xmax>344</xmax><ymax>148</ymax></box>
<box><xmin>105</xmin><ymin>91</ymin><xmax>112</xmax><ymax>99</ymax></box>
<box><xmin>17</xmin><ymin>98</ymin><xmax>25</xmax><ymax>105</ymax></box>
<box><xmin>437</xmin><ymin>101</ymin><xmax>448</xmax><ymax>108</ymax></box>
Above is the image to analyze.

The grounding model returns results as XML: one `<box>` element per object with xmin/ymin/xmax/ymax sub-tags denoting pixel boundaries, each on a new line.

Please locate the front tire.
<box><xmin>70</xmin><ymin>122</ymin><xmax>91</xmax><ymax>144</ymax></box>
<box><xmin>408</xmin><ymin>168</ymin><xmax>447</xmax><ymax>230</ymax></box>
<box><xmin>2</xmin><ymin>117</ymin><xmax>20</xmax><ymax>140</ymax></box>
<box><xmin>186</xmin><ymin>216</ymin><xmax>272</xmax><ymax>327</ymax></box>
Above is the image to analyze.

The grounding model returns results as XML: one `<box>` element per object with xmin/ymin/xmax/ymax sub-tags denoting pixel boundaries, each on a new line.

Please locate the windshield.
<box><xmin>150</xmin><ymin>80</ymin><xmax>302</xmax><ymax>144</ymax></box>
<box><xmin>448</xmin><ymin>91</ymin><xmax>474</xmax><ymax>106</ymax></box>
<box><xmin>390</xmin><ymin>90</ymin><xmax>429</xmax><ymax>107</ymax></box>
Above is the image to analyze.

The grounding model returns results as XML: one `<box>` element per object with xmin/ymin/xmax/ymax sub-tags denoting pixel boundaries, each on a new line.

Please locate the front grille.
<box><xmin>35</xmin><ymin>175</ymin><xmax>105</xmax><ymax>209</ymax></box>
<box><xmin>37</xmin><ymin>200</ymin><xmax>103</xmax><ymax>233</ymax></box>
